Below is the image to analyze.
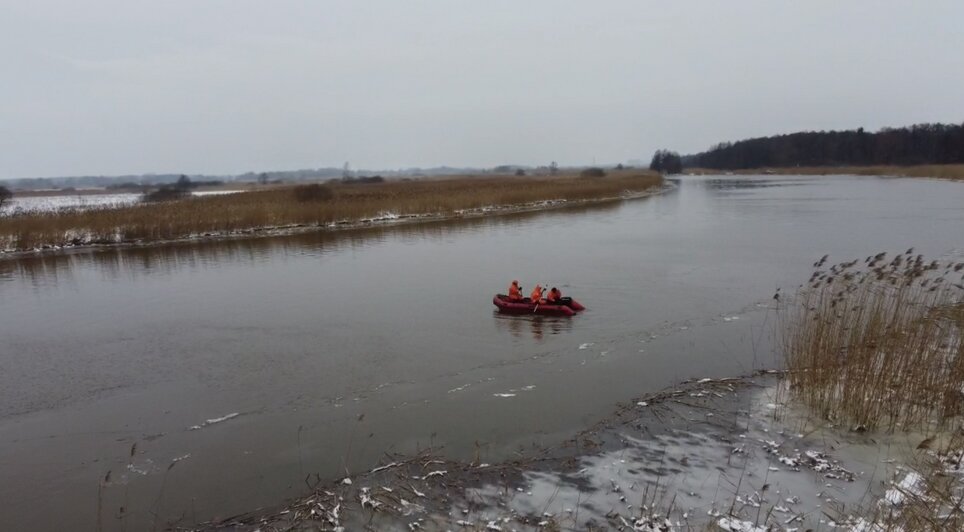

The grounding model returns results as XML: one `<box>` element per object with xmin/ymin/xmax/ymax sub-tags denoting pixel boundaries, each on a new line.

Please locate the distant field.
<box><xmin>10</xmin><ymin>183</ymin><xmax>249</xmax><ymax>197</ymax></box>
<box><xmin>686</xmin><ymin>164</ymin><xmax>964</xmax><ymax>181</ymax></box>
<box><xmin>0</xmin><ymin>171</ymin><xmax>663</xmax><ymax>252</ymax></box>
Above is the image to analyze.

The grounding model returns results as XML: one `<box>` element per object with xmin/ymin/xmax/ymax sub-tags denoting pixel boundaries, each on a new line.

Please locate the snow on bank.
<box><xmin>189</xmin><ymin>372</ymin><xmax>955</xmax><ymax>531</ymax></box>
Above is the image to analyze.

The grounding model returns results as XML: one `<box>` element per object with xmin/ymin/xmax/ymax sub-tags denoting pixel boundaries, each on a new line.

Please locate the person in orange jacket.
<box><xmin>546</xmin><ymin>287</ymin><xmax>561</xmax><ymax>303</ymax></box>
<box><xmin>530</xmin><ymin>284</ymin><xmax>545</xmax><ymax>304</ymax></box>
<box><xmin>508</xmin><ymin>280</ymin><xmax>523</xmax><ymax>300</ymax></box>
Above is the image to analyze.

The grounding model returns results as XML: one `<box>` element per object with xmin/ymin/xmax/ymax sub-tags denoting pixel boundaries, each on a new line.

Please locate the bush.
<box><xmin>0</xmin><ymin>185</ymin><xmax>12</xmax><ymax>208</ymax></box>
<box><xmin>342</xmin><ymin>175</ymin><xmax>385</xmax><ymax>184</ymax></box>
<box><xmin>579</xmin><ymin>167</ymin><xmax>606</xmax><ymax>178</ymax></box>
<box><xmin>293</xmin><ymin>183</ymin><xmax>334</xmax><ymax>202</ymax></box>
<box><xmin>143</xmin><ymin>186</ymin><xmax>190</xmax><ymax>202</ymax></box>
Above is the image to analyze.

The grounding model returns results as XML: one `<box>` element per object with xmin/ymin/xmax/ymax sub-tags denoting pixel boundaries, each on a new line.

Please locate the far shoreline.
<box><xmin>684</xmin><ymin>163</ymin><xmax>964</xmax><ymax>181</ymax></box>
<box><xmin>0</xmin><ymin>179</ymin><xmax>673</xmax><ymax>260</ymax></box>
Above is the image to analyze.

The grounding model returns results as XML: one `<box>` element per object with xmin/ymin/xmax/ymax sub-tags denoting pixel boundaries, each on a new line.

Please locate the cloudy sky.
<box><xmin>2</xmin><ymin>1</ymin><xmax>962</xmax><ymax>178</ymax></box>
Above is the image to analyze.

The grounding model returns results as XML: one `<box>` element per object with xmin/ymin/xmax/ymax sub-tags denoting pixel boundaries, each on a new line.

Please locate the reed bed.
<box><xmin>781</xmin><ymin>251</ymin><xmax>964</xmax><ymax>432</ymax></box>
<box><xmin>0</xmin><ymin>172</ymin><xmax>662</xmax><ymax>251</ymax></box>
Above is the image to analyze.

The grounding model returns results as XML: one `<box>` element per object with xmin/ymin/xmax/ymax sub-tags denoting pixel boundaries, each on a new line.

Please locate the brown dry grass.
<box><xmin>688</xmin><ymin>164</ymin><xmax>964</xmax><ymax>181</ymax></box>
<box><xmin>0</xmin><ymin>171</ymin><xmax>663</xmax><ymax>251</ymax></box>
<box><xmin>781</xmin><ymin>252</ymin><xmax>964</xmax><ymax>432</ymax></box>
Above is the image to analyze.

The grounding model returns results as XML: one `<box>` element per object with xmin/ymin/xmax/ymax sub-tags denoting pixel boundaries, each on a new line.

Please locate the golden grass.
<box><xmin>0</xmin><ymin>171</ymin><xmax>662</xmax><ymax>251</ymax></box>
<box><xmin>781</xmin><ymin>252</ymin><xmax>964</xmax><ymax>432</ymax></box>
<box><xmin>688</xmin><ymin>164</ymin><xmax>964</xmax><ymax>181</ymax></box>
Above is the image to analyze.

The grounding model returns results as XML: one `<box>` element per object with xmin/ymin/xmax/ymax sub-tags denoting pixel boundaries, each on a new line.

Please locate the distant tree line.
<box><xmin>649</xmin><ymin>150</ymin><xmax>683</xmax><ymax>174</ymax></box>
<box><xmin>684</xmin><ymin>123</ymin><xmax>964</xmax><ymax>170</ymax></box>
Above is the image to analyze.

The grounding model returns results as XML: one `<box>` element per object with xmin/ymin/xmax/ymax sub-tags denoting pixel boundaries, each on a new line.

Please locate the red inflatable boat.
<box><xmin>492</xmin><ymin>294</ymin><xmax>586</xmax><ymax>316</ymax></box>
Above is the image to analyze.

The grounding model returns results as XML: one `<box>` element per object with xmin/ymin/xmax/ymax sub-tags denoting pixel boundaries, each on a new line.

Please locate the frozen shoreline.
<box><xmin>188</xmin><ymin>370</ymin><xmax>948</xmax><ymax>531</ymax></box>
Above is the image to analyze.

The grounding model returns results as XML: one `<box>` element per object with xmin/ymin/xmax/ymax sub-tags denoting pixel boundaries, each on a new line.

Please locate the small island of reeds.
<box><xmin>0</xmin><ymin>171</ymin><xmax>664</xmax><ymax>253</ymax></box>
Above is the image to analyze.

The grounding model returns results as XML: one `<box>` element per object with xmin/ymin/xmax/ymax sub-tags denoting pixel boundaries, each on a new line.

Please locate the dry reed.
<box><xmin>781</xmin><ymin>252</ymin><xmax>964</xmax><ymax>432</ymax></box>
<box><xmin>0</xmin><ymin>171</ymin><xmax>663</xmax><ymax>251</ymax></box>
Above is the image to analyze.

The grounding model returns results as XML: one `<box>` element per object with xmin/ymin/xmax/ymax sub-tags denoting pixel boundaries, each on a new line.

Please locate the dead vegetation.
<box><xmin>781</xmin><ymin>251</ymin><xmax>964</xmax><ymax>432</ymax></box>
<box><xmin>0</xmin><ymin>171</ymin><xmax>663</xmax><ymax>252</ymax></box>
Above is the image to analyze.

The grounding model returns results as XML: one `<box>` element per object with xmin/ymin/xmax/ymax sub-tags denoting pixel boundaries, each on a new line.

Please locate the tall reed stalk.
<box><xmin>782</xmin><ymin>252</ymin><xmax>964</xmax><ymax>431</ymax></box>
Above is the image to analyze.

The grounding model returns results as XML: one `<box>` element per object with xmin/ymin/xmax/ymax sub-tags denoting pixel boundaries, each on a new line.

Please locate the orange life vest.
<box><xmin>530</xmin><ymin>285</ymin><xmax>544</xmax><ymax>302</ymax></box>
<box><xmin>508</xmin><ymin>282</ymin><xmax>522</xmax><ymax>300</ymax></box>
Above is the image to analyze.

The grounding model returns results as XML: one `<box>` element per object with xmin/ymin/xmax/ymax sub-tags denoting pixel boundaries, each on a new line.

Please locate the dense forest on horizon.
<box><xmin>683</xmin><ymin>123</ymin><xmax>964</xmax><ymax>170</ymax></box>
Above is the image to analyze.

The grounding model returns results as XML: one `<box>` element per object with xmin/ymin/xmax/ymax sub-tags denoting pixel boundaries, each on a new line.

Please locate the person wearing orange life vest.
<box><xmin>508</xmin><ymin>280</ymin><xmax>523</xmax><ymax>301</ymax></box>
<box><xmin>530</xmin><ymin>284</ymin><xmax>545</xmax><ymax>304</ymax></box>
<box><xmin>546</xmin><ymin>287</ymin><xmax>562</xmax><ymax>303</ymax></box>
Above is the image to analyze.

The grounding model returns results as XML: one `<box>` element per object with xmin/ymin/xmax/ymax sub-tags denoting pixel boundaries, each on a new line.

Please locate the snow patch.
<box><xmin>188</xmin><ymin>412</ymin><xmax>240</xmax><ymax>430</ymax></box>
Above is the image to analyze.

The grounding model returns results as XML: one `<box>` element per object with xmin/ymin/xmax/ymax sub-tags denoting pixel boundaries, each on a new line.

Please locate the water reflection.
<box><xmin>492</xmin><ymin>312</ymin><xmax>575</xmax><ymax>340</ymax></box>
<box><xmin>700</xmin><ymin>177</ymin><xmax>808</xmax><ymax>191</ymax></box>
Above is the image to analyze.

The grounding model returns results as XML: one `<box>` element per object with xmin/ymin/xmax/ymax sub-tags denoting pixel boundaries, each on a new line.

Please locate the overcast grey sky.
<box><xmin>2</xmin><ymin>1</ymin><xmax>962</xmax><ymax>178</ymax></box>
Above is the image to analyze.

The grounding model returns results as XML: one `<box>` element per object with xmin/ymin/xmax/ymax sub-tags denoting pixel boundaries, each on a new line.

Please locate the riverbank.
<box><xmin>0</xmin><ymin>172</ymin><xmax>663</xmax><ymax>256</ymax></box>
<box><xmin>183</xmin><ymin>370</ymin><xmax>959</xmax><ymax>531</ymax></box>
<box><xmin>686</xmin><ymin>164</ymin><xmax>964</xmax><ymax>181</ymax></box>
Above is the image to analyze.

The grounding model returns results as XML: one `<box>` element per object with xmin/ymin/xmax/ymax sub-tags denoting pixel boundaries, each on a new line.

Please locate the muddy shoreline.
<box><xmin>0</xmin><ymin>185</ymin><xmax>673</xmax><ymax>260</ymax></box>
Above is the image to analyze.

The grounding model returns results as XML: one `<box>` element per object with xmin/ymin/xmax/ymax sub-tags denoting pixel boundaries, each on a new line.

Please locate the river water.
<box><xmin>1</xmin><ymin>175</ymin><xmax>962</xmax><ymax>530</ymax></box>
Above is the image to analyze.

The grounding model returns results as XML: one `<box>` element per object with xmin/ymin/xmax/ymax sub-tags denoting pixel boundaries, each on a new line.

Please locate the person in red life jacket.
<box><xmin>546</xmin><ymin>287</ymin><xmax>561</xmax><ymax>303</ymax></box>
<box><xmin>508</xmin><ymin>280</ymin><xmax>523</xmax><ymax>301</ymax></box>
<box><xmin>530</xmin><ymin>284</ymin><xmax>545</xmax><ymax>304</ymax></box>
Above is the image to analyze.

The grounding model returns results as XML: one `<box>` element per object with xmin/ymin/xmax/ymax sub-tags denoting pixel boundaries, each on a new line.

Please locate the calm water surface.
<box><xmin>1</xmin><ymin>175</ymin><xmax>962</xmax><ymax>530</ymax></box>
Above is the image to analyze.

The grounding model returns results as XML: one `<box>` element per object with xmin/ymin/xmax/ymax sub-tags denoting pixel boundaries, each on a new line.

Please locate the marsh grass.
<box><xmin>781</xmin><ymin>252</ymin><xmax>964</xmax><ymax>432</ymax></box>
<box><xmin>0</xmin><ymin>172</ymin><xmax>662</xmax><ymax>251</ymax></box>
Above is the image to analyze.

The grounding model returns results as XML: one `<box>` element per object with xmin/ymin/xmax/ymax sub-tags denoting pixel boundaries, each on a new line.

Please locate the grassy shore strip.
<box><xmin>687</xmin><ymin>163</ymin><xmax>964</xmax><ymax>180</ymax></box>
<box><xmin>0</xmin><ymin>172</ymin><xmax>664</xmax><ymax>254</ymax></box>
